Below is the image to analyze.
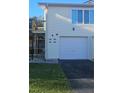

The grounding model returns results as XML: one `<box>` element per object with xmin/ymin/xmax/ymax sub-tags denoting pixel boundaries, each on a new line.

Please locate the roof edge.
<box><xmin>38</xmin><ymin>2</ymin><xmax>94</xmax><ymax>8</ymax></box>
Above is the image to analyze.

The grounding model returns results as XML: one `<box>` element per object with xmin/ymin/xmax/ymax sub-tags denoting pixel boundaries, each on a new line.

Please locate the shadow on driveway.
<box><xmin>59</xmin><ymin>60</ymin><xmax>94</xmax><ymax>93</ymax></box>
<box><xmin>59</xmin><ymin>60</ymin><xmax>94</xmax><ymax>79</ymax></box>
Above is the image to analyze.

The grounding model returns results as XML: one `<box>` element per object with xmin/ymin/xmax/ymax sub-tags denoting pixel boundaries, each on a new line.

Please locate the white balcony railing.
<box><xmin>30</xmin><ymin>27</ymin><xmax>46</xmax><ymax>33</ymax></box>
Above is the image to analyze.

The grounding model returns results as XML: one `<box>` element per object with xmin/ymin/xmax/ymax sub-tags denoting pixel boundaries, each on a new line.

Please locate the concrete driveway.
<box><xmin>59</xmin><ymin>60</ymin><xmax>94</xmax><ymax>93</ymax></box>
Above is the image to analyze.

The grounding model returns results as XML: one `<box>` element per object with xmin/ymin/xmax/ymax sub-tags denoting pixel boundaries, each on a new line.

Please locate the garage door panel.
<box><xmin>59</xmin><ymin>37</ymin><xmax>88</xmax><ymax>59</ymax></box>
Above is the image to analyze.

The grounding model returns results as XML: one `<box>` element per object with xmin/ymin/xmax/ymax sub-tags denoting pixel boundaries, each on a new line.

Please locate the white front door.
<box><xmin>59</xmin><ymin>36</ymin><xmax>88</xmax><ymax>59</ymax></box>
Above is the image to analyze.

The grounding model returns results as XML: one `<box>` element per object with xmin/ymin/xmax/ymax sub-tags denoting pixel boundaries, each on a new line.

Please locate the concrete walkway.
<box><xmin>59</xmin><ymin>60</ymin><xmax>94</xmax><ymax>93</ymax></box>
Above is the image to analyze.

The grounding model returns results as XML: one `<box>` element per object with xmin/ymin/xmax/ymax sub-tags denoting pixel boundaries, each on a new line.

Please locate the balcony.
<box><xmin>29</xmin><ymin>19</ymin><xmax>46</xmax><ymax>33</ymax></box>
<box><xmin>31</xmin><ymin>27</ymin><xmax>46</xmax><ymax>33</ymax></box>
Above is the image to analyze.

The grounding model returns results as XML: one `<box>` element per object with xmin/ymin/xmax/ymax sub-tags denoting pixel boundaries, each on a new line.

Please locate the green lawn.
<box><xmin>29</xmin><ymin>63</ymin><xmax>71</xmax><ymax>93</ymax></box>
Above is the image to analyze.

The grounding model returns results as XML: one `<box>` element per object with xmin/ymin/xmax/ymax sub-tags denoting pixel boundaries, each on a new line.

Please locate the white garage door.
<box><xmin>59</xmin><ymin>36</ymin><xmax>88</xmax><ymax>59</ymax></box>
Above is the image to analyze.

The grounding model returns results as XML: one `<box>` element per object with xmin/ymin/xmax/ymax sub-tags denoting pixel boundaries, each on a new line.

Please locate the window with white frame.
<box><xmin>89</xmin><ymin>10</ymin><xmax>94</xmax><ymax>24</ymax></box>
<box><xmin>84</xmin><ymin>10</ymin><xmax>89</xmax><ymax>24</ymax></box>
<box><xmin>72</xmin><ymin>10</ymin><xmax>83</xmax><ymax>24</ymax></box>
<box><xmin>72</xmin><ymin>9</ymin><xmax>94</xmax><ymax>24</ymax></box>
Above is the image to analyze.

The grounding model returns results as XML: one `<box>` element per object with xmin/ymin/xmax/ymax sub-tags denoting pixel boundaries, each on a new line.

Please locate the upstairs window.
<box><xmin>84</xmin><ymin>10</ymin><xmax>94</xmax><ymax>24</ymax></box>
<box><xmin>72</xmin><ymin>9</ymin><xmax>94</xmax><ymax>24</ymax></box>
<box><xmin>84</xmin><ymin>10</ymin><xmax>89</xmax><ymax>24</ymax></box>
<box><xmin>72</xmin><ymin>10</ymin><xmax>83</xmax><ymax>24</ymax></box>
<box><xmin>78</xmin><ymin>10</ymin><xmax>83</xmax><ymax>23</ymax></box>
<box><xmin>89</xmin><ymin>10</ymin><xmax>94</xmax><ymax>24</ymax></box>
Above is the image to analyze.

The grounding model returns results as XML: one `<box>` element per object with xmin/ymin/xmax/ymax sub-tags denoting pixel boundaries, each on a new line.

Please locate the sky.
<box><xmin>29</xmin><ymin>0</ymin><xmax>88</xmax><ymax>17</ymax></box>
